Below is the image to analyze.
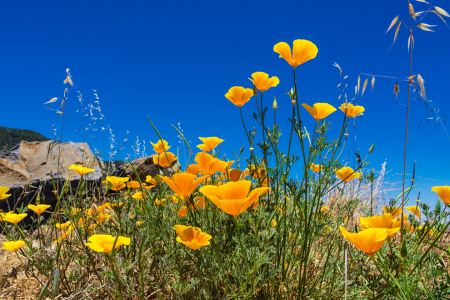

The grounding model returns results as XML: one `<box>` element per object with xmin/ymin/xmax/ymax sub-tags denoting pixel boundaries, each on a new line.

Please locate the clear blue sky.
<box><xmin>1</xmin><ymin>0</ymin><xmax>449</xmax><ymax>206</ymax></box>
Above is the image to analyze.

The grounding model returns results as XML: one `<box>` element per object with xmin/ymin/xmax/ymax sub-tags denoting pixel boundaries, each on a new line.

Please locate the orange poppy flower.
<box><xmin>2</xmin><ymin>213</ymin><xmax>27</xmax><ymax>225</ymax></box>
<box><xmin>301</xmin><ymin>103</ymin><xmax>336</xmax><ymax>121</ymax></box>
<box><xmin>28</xmin><ymin>204</ymin><xmax>51</xmax><ymax>216</ymax></box>
<box><xmin>360</xmin><ymin>213</ymin><xmax>404</xmax><ymax>239</ymax></box>
<box><xmin>195</xmin><ymin>152</ymin><xmax>228</xmax><ymax>176</ymax></box>
<box><xmin>150</xmin><ymin>139</ymin><xmax>171</xmax><ymax>154</ymax></box>
<box><xmin>225</xmin><ymin>86</ymin><xmax>254</xmax><ymax>107</ymax></box>
<box><xmin>106</xmin><ymin>176</ymin><xmax>129</xmax><ymax>191</ymax></box>
<box><xmin>126</xmin><ymin>181</ymin><xmax>142</xmax><ymax>189</ymax></box>
<box><xmin>186</xmin><ymin>164</ymin><xmax>203</xmax><ymax>175</ymax></box>
<box><xmin>153</xmin><ymin>152</ymin><xmax>177</xmax><ymax>168</ymax></box>
<box><xmin>405</xmin><ymin>206</ymin><xmax>421</xmax><ymax>219</ymax></box>
<box><xmin>146</xmin><ymin>175</ymin><xmax>158</xmax><ymax>185</ymax></box>
<box><xmin>200</xmin><ymin>181</ymin><xmax>270</xmax><ymax>216</ymax></box>
<box><xmin>55</xmin><ymin>221</ymin><xmax>72</xmax><ymax>230</ymax></box>
<box><xmin>85</xmin><ymin>234</ymin><xmax>130</xmax><ymax>253</ymax></box>
<box><xmin>160</xmin><ymin>173</ymin><xmax>207</xmax><ymax>198</ymax></box>
<box><xmin>68</xmin><ymin>165</ymin><xmax>95</xmax><ymax>176</ymax></box>
<box><xmin>431</xmin><ymin>186</ymin><xmax>450</xmax><ymax>205</ymax></box>
<box><xmin>227</xmin><ymin>169</ymin><xmax>246</xmax><ymax>182</ymax></box>
<box><xmin>382</xmin><ymin>206</ymin><xmax>403</xmax><ymax>218</ymax></box>
<box><xmin>174</xmin><ymin>225</ymin><xmax>212</xmax><ymax>250</ymax></box>
<box><xmin>336</xmin><ymin>167</ymin><xmax>360</xmax><ymax>182</ymax></box>
<box><xmin>249</xmin><ymin>72</ymin><xmax>279</xmax><ymax>92</ymax></box>
<box><xmin>132</xmin><ymin>192</ymin><xmax>143</xmax><ymax>199</ymax></box>
<box><xmin>0</xmin><ymin>187</ymin><xmax>11</xmax><ymax>200</ymax></box>
<box><xmin>177</xmin><ymin>206</ymin><xmax>188</xmax><ymax>217</ymax></box>
<box><xmin>197</xmin><ymin>137</ymin><xmax>224</xmax><ymax>152</ymax></box>
<box><xmin>310</xmin><ymin>163</ymin><xmax>323</xmax><ymax>173</ymax></box>
<box><xmin>339</xmin><ymin>226</ymin><xmax>398</xmax><ymax>256</ymax></box>
<box><xmin>2</xmin><ymin>240</ymin><xmax>26</xmax><ymax>252</ymax></box>
<box><xmin>273</xmin><ymin>39</ymin><xmax>318</xmax><ymax>68</ymax></box>
<box><xmin>339</xmin><ymin>103</ymin><xmax>365</xmax><ymax>118</ymax></box>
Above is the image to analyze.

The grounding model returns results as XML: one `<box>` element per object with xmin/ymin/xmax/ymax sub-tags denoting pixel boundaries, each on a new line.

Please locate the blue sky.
<box><xmin>1</xmin><ymin>0</ymin><xmax>449</xmax><ymax>206</ymax></box>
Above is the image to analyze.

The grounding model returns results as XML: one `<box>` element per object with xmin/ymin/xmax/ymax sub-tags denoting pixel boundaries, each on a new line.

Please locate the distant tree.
<box><xmin>0</xmin><ymin>126</ymin><xmax>49</xmax><ymax>150</ymax></box>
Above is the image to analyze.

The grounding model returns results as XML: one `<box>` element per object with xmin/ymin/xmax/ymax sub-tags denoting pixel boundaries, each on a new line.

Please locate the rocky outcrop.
<box><xmin>0</xmin><ymin>141</ymin><xmax>102</xmax><ymax>218</ymax></box>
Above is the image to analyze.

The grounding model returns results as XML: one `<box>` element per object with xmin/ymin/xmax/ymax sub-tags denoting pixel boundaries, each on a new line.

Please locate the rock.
<box><xmin>112</xmin><ymin>154</ymin><xmax>179</xmax><ymax>181</ymax></box>
<box><xmin>0</xmin><ymin>141</ymin><xmax>102</xmax><ymax>220</ymax></box>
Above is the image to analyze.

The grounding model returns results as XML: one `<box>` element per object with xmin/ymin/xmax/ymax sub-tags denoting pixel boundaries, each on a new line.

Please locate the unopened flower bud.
<box><xmin>273</xmin><ymin>97</ymin><xmax>278</xmax><ymax>109</ymax></box>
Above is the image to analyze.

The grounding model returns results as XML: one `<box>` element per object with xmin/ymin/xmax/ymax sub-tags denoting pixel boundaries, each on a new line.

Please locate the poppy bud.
<box><xmin>401</xmin><ymin>240</ymin><xmax>407</xmax><ymax>258</ymax></box>
<box><xmin>273</xmin><ymin>96</ymin><xmax>277</xmax><ymax>109</ymax></box>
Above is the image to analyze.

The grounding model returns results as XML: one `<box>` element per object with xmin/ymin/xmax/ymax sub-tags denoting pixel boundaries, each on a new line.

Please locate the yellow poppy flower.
<box><xmin>431</xmin><ymin>186</ymin><xmax>450</xmax><ymax>205</ymax></box>
<box><xmin>98</xmin><ymin>212</ymin><xmax>111</xmax><ymax>223</ymax></box>
<box><xmin>225</xmin><ymin>86</ymin><xmax>254</xmax><ymax>107</ymax></box>
<box><xmin>132</xmin><ymin>192</ymin><xmax>143</xmax><ymax>199</ymax></box>
<box><xmin>249</xmin><ymin>72</ymin><xmax>280</xmax><ymax>92</ymax></box>
<box><xmin>271</xmin><ymin>219</ymin><xmax>277</xmax><ymax>227</ymax></box>
<box><xmin>0</xmin><ymin>186</ymin><xmax>11</xmax><ymax>200</ymax></box>
<box><xmin>153</xmin><ymin>152</ymin><xmax>177</xmax><ymax>168</ymax></box>
<box><xmin>136</xmin><ymin>221</ymin><xmax>145</xmax><ymax>226</ymax></box>
<box><xmin>336</xmin><ymin>167</ymin><xmax>360</xmax><ymax>182</ymax></box>
<box><xmin>310</xmin><ymin>163</ymin><xmax>323</xmax><ymax>173</ymax></box>
<box><xmin>339</xmin><ymin>103</ymin><xmax>365</xmax><ymax>118</ymax></box>
<box><xmin>146</xmin><ymin>175</ymin><xmax>158</xmax><ymax>185</ymax></box>
<box><xmin>339</xmin><ymin>226</ymin><xmax>398</xmax><ymax>256</ymax></box>
<box><xmin>68</xmin><ymin>165</ymin><xmax>95</xmax><ymax>176</ymax></box>
<box><xmin>55</xmin><ymin>221</ymin><xmax>72</xmax><ymax>230</ymax></box>
<box><xmin>273</xmin><ymin>39</ymin><xmax>318</xmax><ymax>68</ymax></box>
<box><xmin>150</xmin><ymin>139</ymin><xmax>171</xmax><ymax>154</ymax></box>
<box><xmin>106</xmin><ymin>176</ymin><xmax>129</xmax><ymax>191</ymax></box>
<box><xmin>382</xmin><ymin>206</ymin><xmax>403</xmax><ymax>218</ymax></box>
<box><xmin>2</xmin><ymin>213</ymin><xmax>27</xmax><ymax>225</ymax></box>
<box><xmin>200</xmin><ymin>181</ymin><xmax>270</xmax><ymax>216</ymax></box>
<box><xmin>405</xmin><ymin>206</ymin><xmax>421</xmax><ymax>219</ymax></box>
<box><xmin>126</xmin><ymin>181</ymin><xmax>142</xmax><ymax>189</ymax></box>
<box><xmin>174</xmin><ymin>225</ymin><xmax>212</xmax><ymax>250</ymax></box>
<box><xmin>2</xmin><ymin>240</ymin><xmax>26</xmax><ymax>252</ymax></box>
<box><xmin>360</xmin><ymin>213</ymin><xmax>404</xmax><ymax>239</ymax></box>
<box><xmin>196</xmin><ymin>137</ymin><xmax>224</xmax><ymax>152</ymax></box>
<box><xmin>177</xmin><ymin>206</ymin><xmax>188</xmax><ymax>217</ymax></box>
<box><xmin>186</xmin><ymin>164</ymin><xmax>203</xmax><ymax>175</ymax></box>
<box><xmin>320</xmin><ymin>206</ymin><xmax>330</xmax><ymax>213</ymax></box>
<box><xmin>85</xmin><ymin>234</ymin><xmax>130</xmax><ymax>253</ymax></box>
<box><xmin>54</xmin><ymin>229</ymin><xmax>73</xmax><ymax>244</ymax></box>
<box><xmin>301</xmin><ymin>103</ymin><xmax>336</xmax><ymax>121</ymax></box>
<box><xmin>195</xmin><ymin>152</ymin><xmax>228</xmax><ymax>176</ymax></box>
<box><xmin>161</xmin><ymin>173</ymin><xmax>207</xmax><ymax>198</ymax></box>
<box><xmin>28</xmin><ymin>204</ymin><xmax>51</xmax><ymax>216</ymax></box>
<box><xmin>110</xmin><ymin>203</ymin><xmax>123</xmax><ymax>209</ymax></box>
<box><xmin>227</xmin><ymin>169</ymin><xmax>246</xmax><ymax>182</ymax></box>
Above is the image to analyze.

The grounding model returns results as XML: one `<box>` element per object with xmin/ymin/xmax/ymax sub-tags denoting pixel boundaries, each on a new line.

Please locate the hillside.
<box><xmin>0</xmin><ymin>126</ymin><xmax>49</xmax><ymax>150</ymax></box>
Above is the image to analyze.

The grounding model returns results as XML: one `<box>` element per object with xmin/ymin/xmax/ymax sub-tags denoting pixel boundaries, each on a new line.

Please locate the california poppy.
<box><xmin>2</xmin><ymin>240</ymin><xmax>26</xmax><ymax>252</ymax></box>
<box><xmin>336</xmin><ymin>167</ymin><xmax>360</xmax><ymax>182</ymax></box>
<box><xmin>195</xmin><ymin>152</ymin><xmax>228</xmax><ymax>176</ymax></box>
<box><xmin>174</xmin><ymin>225</ymin><xmax>212</xmax><ymax>250</ymax></box>
<box><xmin>150</xmin><ymin>139</ymin><xmax>171</xmax><ymax>154</ymax></box>
<box><xmin>0</xmin><ymin>186</ymin><xmax>11</xmax><ymax>200</ymax></box>
<box><xmin>2</xmin><ymin>213</ymin><xmax>27</xmax><ymax>225</ymax></box>
<box><xmin>85</xmin><ymin>234</ymin><xmax>130</xmax><ymax>253</ymax></box>
<box><xmin>153</xmin><ymin>152</ymin><xmax>177</xmax><ymax>168</ymax></box>
<box><xmin>106</xmin><ymin>176</ymin><xmax>129</xmax><ymax>191</ymax></box>
<box><xmin>160</xmin><ymin>173</ymin><xmax>207</xmax><ymax>198</ymax></box>
<box><xmin>310</xmin><ymin>163</ymin><xmax>323</xmax><ymax>173</ymax></box>
<box><xmin>431</xmin><ymin>186</ymin><xmax>450</xmax><ymax>205</ymax></box>
<box><xmin>28</xmin><ymin>204</ymin><xmax>51</xmax><ymax>216</ymax></box>
<box><xmin>301</xmin><ymin>103</ymin><xmax>336</xmax><ymax>121</ymax></box>
<box><xmin>273</xmin><ymin>39</ymin><xmax>318</xmax><ymax>68</ymax></box>
<box><xmin>68</xmin><ymin>165</ymin><xmax>95</xmax><ymax>176</ymax></box>
<box><xmin>225</xmin><ymin>86</ymin><xmax>254</xmax><ymax>107</ymax></box>
<box><xmin>339</xmin><ymin>226</ymin><xmax>398</xmax><ymax>256</ymax></box>
<box><xmin>249</xmin><ymin>72</ymin><xmax>279</xmax><ymax>92</ymax></box>
<box><xmin>339</xmin><ymin>103</ymin><xmax>365</xmax><ymax>118</ymax></box>
<box><xmin>197</xmin><ymin>137</ymin><xmax>224</xmax><ymax>152</ymax></box>
<box><xmin>200</xmin><ymin>181</ymin><xmax>269</xmax><ymax>216</ymax></box>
